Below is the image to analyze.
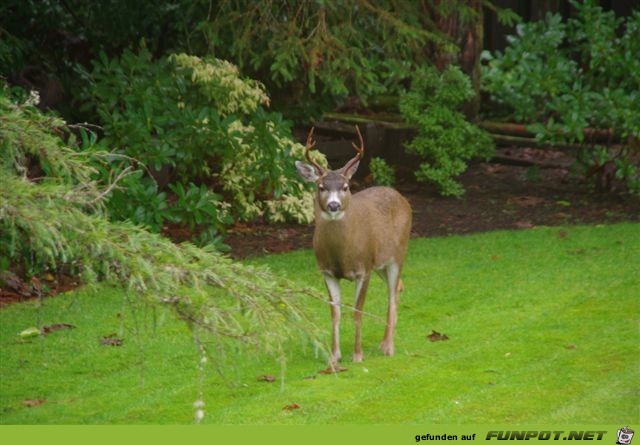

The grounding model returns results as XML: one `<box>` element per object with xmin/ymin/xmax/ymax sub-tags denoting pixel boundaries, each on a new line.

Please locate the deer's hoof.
<box><xmin>352</xmin><ymin>352</ymin><xmax>364</xmax><ymax>363</ymax></box>
<box><xmin>379</xmin><ymin>341</ymin><xmax>394</xmax><ymax>356</ymax></box>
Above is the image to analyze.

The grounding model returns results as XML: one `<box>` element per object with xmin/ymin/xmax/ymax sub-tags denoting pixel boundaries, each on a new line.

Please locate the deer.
<box><xmin>295</xmin><ymin>126</ymin><xmax>412</xmax><ymax>365</ymax></box>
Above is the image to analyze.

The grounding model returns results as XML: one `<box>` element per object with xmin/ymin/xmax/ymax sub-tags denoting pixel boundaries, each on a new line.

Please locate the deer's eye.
<box><xmin>342</xmin><ymin>184</ymin><xmax>349</xmax><ymax>192</ymax></box>
<box><xmin>318</xmin><ymin>184</ymin><xmax>326</xmax><ymax>191</ymax></box>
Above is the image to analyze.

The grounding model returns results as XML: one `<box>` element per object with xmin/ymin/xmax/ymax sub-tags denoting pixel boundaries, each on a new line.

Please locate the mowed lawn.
<box><xmin>1</xmin><ymin>223</ymin><xmax>638</xmax><ymax>424</ymax></box>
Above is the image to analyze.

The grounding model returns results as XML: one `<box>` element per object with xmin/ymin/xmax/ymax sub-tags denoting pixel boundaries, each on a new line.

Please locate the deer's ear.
<box><xmin>340</xmin><ymin>160</ymin><xmax>360</xmax><ymax>180</ymax></box>
<box><xmin>295</xmin><ymin>161</ymin><xmax>320</xmax><ymax>182</ymax></box>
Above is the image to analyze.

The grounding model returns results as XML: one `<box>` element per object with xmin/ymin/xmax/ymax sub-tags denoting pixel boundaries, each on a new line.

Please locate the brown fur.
<box><xmin>313</xmin><ymin>186</ymin><xmax>412</xmax><ymax>280</ymax></box>
<box><xmin>312</xmin><ymin>184</ymin><xmax>412</xmax><ymax>364</ymax></box>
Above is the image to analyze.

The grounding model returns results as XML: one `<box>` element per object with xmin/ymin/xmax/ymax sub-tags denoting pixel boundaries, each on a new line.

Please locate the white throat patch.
<box><xmin>321</xmin><ymin>210</ymin><xmax>345</xmax><ymax>221</ymax></box>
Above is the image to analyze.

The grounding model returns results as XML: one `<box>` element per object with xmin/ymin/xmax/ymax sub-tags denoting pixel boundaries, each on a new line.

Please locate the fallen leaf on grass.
<box><xmin>23</xmin><ymin>399</ymin><xmax>46</xmax><ymax>408</ymax></box>
<box><xmin>514</xmin><ymin>221</ymin><xmax>534</xmax><ymax>229</ymax></box>
<box><xmin>41</xmin><ymin>323</ymin><xmax>75</xmax><ymax>334</ymax></box>
<box><xmin>427</xmin><ymin>330</ymin><xmax>449</xmax><ymax>342</ymax></box>
<box><xmin>318</xmin><ymin>366</ymin><xmax>348</xmax><ymax>375</ymax></box>
<box><xmin>100</xmin><ymin>334</ymin><xmax>123</xmax><ymax>346</ymax></box>
<box><xmin>565</xmin><ymin>344</ymin><xmax>577</xmax><ymax>350</ymax></box>
<box><xmin>19</xmin><ymin>327</ymin><xmax>41</xmax><ymax>339</ymax></box>
<box><xmin>283</xmin><ymin>403</ymin><xmax>300</xmax><ymax>411</ymax></box>
<box><xmin>257</xmin><ymin>375</ymin><xmax>276</xmax><ymax>383</ymax></box>
<box><xmin>558</xmin><ymin>230</ymin><xmax>568</xmax><ymax>238</ymax></box>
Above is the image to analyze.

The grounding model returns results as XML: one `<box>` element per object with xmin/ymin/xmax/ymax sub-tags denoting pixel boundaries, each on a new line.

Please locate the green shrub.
<box><xmin>481</xmin><ymin>13</ymin><xmax>576</xmax><ymax>123</ymax></box>
<box><xmin>369</xmin><ymin>157</ymin><xmax>395</xmax><ymax>186</ymax></box>
<box><xmin>167</xmin><ymin>182</ymin><xmax>230</xmax><ymax>247</ymax></box>
<box><xmin>399</xmin><ymin>65</ymin><xmax>494</xmax><ymax>196</ymax></box>
<box><xmin>78</xmin><ymin>48</ymin><xmax>324</xmax><ymax>245</ymax></box>
<box><xmin>482</xmin><ymin>0</ymin><xmax>640</xmax><ymax>194</ymax></box>
<box><xmin>104</xmin><ymin>171</ymin><xmax>169</xmax><ymax>232</ymax></box>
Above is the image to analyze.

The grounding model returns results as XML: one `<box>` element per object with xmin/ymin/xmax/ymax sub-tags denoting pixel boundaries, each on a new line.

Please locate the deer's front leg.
<box><xmin>323</xmin><ymin>273</ymin><xmax>342</xmax><ymax>365</ymax></box>
<box><xmin>353</xmin><ymin>273</ymin><xmax>370</xmax><ymax>363</ymax></box>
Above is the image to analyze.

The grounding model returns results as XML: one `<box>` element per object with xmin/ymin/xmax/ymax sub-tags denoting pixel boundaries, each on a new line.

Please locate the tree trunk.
<box><xmin>428</xmin><ymin>0</ymin><xmax>484</xmax><ymax>119</ymax></box>
<box><xmin>459</xmin><ymin>0</ymin><xmax>483</xmax><ymax>118</ymax></box>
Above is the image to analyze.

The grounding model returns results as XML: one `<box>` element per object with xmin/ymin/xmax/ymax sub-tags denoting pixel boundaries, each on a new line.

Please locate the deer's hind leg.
<box><xmin>352</xmin><ymin>273</ymin><xmax>370</xmax><ymax>363</ymax></box>
<box><xmin>378</xmin><ymin>262</ymin><xmax>401</xmax><ymax>356</ymax></box>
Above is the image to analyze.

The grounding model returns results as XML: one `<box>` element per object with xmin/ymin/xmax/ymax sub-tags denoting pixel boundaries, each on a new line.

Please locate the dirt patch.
<box><xmin>226</xmin><ymin>158</ymin><xmax>639</xmax><ymax>259</ymax></box>
<box><xmin>0</xmin><ymin>271</ymin><xmax>81</xmax><ymax>307</ymax></box>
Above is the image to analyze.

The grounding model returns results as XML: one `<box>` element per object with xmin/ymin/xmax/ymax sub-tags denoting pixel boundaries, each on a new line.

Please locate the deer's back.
<box><xmin>313</xmin><ymin>186</ymin><xmax>412</xmax><ymax>279</ymax></box>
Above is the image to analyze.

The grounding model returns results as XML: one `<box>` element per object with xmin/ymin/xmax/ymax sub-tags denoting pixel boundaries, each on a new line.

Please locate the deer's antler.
<box><xmin>305</xmin><ymin>127</ymin><xmax>325</xmax><ymax>175</ymax></box>
<box><xmin>343</xmin><ymin>125</ymin><xmax>365</xmax><ymax>175</ymax></box>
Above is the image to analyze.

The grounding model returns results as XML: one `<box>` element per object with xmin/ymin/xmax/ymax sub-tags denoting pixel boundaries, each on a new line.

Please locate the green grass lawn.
<box><xmin>1</xmin><ymin>223</ymin><xmax>639</xmax><ymax>424</ymax></box>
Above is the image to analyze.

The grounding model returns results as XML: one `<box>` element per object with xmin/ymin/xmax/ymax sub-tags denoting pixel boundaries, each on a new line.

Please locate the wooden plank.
<box><xmin>322</xmin><ymin>112</ymin><xmax>412</xmax><ymax>129</ymax></box>
<box><xmin>479</xmin><ymin>120</ymin><xmax>618</xmax><ymax>142</ymax></box>
<box><xmin>312</xmin><ymin>121</ymin><xmax>357</xmax><ymax>136</ymax></box>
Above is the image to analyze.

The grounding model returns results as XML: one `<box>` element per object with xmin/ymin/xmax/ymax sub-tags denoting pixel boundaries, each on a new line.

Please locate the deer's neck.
<box><xmin>313</xmin><ymin>204</ymin><xmax>362</xmax><ymax>279</ymax></box>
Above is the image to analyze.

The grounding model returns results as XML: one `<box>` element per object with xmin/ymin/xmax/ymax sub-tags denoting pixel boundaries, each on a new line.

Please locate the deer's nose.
<box><xmin>327</xmin><ymin>201</ymin><xmax>341</xmax><ymax>212</ymax></box>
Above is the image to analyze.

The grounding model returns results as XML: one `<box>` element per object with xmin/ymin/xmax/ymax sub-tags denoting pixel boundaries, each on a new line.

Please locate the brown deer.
<box><xmin>296</xmin><ymin>126</ymin><xmax>412</xmax><ymax>365</ymax></box>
